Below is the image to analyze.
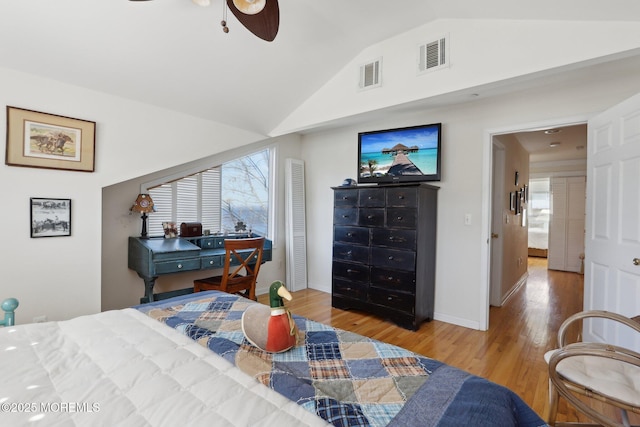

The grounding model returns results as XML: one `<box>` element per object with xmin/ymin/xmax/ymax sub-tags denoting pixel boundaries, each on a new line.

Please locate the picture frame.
<box><xmin>6</xmin><ymin>106</ymin><xmax>96</xmax><ymax>172</ymax></box>
<box><xmin>30</xmin><ymin>198</ymin><xmax>71</xmax><ymax>238</ymax></box>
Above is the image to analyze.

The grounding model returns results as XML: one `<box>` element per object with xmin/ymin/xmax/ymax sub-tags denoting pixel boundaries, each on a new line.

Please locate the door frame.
<box><xmin>480</xmin><ymin>114</ymin><xmax>589</xmax><ymax>330</ymax></box>
<box><xmin>489</xmin><ymin>141</ymin><xmax>505</xmax><ymax>306</ymax></box>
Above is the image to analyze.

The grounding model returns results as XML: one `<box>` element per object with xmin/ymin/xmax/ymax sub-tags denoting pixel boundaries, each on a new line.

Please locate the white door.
<box><xmin>548</xmin><ymin>177</ymin><xmax>568</xmax><ymax>270</ymax></box>
<box><xmin>584</xmin><ymin>92</ymin><xmax>640</xmax><ymax>351</ymax></box>
<box><xmin>489</xmin><ymin>143</ymin><xmax>505</xmax><ymax>306</ymax></box>
<box><xmin>548</xmin><ymin>176</ymin><xmax>585</xmax><ymax>273</ymax></box>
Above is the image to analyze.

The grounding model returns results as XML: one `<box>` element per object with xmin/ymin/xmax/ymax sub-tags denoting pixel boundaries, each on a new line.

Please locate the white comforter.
<box><xmin>0</xmin><ymin>308</ymin><xmax>329</xmax><ymax>427</ymax></box>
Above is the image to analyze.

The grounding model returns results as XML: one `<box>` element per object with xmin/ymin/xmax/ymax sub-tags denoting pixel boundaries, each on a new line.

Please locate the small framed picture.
<box><xmin>30</xmin><ymin>198</ymin><xmax>71</xmax><ymax>238</ymax></box>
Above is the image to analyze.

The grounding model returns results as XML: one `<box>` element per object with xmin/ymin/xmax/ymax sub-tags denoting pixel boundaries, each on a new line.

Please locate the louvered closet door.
<box><xmin>548</xmin><ymin>176</ymin><xmax>585</xmax><ymax>273</ymax></box>
<box><xmin>285</xmin><ymin>159</ymin><xmax>308</xmax><ymax>291</ymax></box>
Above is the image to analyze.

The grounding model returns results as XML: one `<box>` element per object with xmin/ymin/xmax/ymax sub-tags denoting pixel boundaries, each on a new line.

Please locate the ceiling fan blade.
<box><xmin>226</xmin><ymin>0</ymin><xmax>279</xmax><ymax>42</ymax></box>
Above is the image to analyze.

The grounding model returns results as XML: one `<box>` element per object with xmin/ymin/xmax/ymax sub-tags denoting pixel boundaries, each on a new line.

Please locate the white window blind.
<box><xmin>146</xmin><ymin>149</ymin><xmax>270</xmax><ymax>238</ymax></box>
<box><xmin>202</xmin><ymin>168</ymin><xmax>221</xmax><ymax>232</ymax></box>
<box><xmin>147</xmin><ymin>184</ymin><xmax>172</xmax><ymax>237</ymax></box>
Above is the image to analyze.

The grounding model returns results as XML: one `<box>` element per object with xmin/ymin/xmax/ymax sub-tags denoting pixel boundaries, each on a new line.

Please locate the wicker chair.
<box><xmin>545</xmin><ymin>310</ymin><xmax>640</xmax><ymax>427</ymax></box>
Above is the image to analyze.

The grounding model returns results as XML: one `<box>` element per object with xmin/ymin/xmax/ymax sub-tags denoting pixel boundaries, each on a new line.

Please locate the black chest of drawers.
<box><xmin>331</xmin><ymin>184</ymin><xmax>438</xmax><ymax>330</ymax></box>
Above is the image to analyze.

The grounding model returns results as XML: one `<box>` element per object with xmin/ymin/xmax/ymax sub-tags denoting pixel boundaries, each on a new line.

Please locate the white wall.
<box><xmin>301</xmin><ymin>64</ymin><xmax>640</xmax><ymax>330</ymax></box>
<box><xmin>101</xmin><ymin>134</ymin><xmax>303</xmax><ymax>311</ymax></box>
<box><xmin>0</xmin><ymin>66</ymin><xmax>264</xmax><ymax>325</ymax></box>
<box><xmin>3</xmin><ymin>18</ymin><xmax>640</xmax><ymax>330</ymax></box>
<box><xmin>274</xmin><ymin>19</ymin><xmax>640</xmax><ymax>135</ymax></box>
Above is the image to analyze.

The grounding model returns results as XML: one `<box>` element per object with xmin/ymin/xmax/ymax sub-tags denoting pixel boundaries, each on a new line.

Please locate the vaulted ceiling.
<box><xmin>1</xmin><ymin>0</ymin><xmax>640</xmax><ymax>136</ymax></box>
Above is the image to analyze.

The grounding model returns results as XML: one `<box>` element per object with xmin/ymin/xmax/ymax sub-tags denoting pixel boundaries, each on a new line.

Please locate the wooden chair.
<box><xmin>545</xmin><ymin>310</ymin><xmax>640</xmax><ymax>427</ymax></box>
<box><xmin>193</xmin><ymin>237</ymin><xmax>265</xmax><ymax>301</ymax></box>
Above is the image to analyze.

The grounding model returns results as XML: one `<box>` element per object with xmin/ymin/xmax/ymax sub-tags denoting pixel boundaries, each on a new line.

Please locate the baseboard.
<box><xmin>433</xmin><ymin>312</ymin><xmax>482</xmax><ymax>330</ymax></box>
<box><xmin>501</xmin><ymin>271</ymin><xmax>529</xmax><ymax>306</ymax></box>
<box><xmin>308</xmin><ymin>282</ymin><xmax>331</xmax><ymax>294</ymax></box>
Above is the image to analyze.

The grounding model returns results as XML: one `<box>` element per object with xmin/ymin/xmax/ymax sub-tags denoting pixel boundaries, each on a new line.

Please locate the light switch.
<box><xmin>464</xmin><ymin>213</ymin><xmax>471</xmax><ymax>225</ymax></box>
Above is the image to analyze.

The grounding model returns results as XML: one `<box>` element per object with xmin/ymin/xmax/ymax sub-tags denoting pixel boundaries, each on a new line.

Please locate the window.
<box><xmin>528</xmin><ymin>177</ymin><xmax>550</xmax><ymax>250</ymax></box>
<box><xmin>145</xmin><ymin>148</ymin><xmax>273</xmax><ymax>238</ymax></box>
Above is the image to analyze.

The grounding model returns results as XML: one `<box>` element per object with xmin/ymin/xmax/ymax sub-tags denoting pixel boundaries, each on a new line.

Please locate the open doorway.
<box><xmin>527</xmin><ymin>178</ymin><xmax>550</xmax><ymax>258</ymax></box>
<box><xmin>487</xmin><ymin>121</ymin><xmax>587</xmax><ymax>322</ymax></box>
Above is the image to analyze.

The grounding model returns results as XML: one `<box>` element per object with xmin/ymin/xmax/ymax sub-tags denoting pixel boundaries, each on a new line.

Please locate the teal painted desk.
<box><xmin>128</xmin><ymin>234</ymin><xmax>272</xmax><ymax>303</ymax></box>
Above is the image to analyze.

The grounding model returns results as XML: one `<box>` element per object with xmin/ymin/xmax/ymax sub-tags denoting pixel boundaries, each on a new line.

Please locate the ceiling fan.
<box><xmin>129</xmin><ymin>0</ymin><xmax>279</xmax><ymax>42</ymax></box>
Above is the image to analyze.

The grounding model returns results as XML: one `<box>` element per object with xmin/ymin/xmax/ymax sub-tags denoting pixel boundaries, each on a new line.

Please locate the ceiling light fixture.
<box><xmin>133</xmin><ymin>0</ymin><xmax>279</xmax><ymax>41</ymax></box>
<box><xmin>232</xmin><ymin>0</ymin><xmax>266</xmax><ymax>15</ymax></box>
<box><xmin>544</xmin><ymin>129</ymin><xmax>562</xmax><ymax>135</ymax></box>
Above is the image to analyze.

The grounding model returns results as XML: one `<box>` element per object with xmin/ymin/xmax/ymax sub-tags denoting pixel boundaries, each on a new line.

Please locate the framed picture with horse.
<box><xmin>30</xmin><ymin>198</ymin><xmax>71</xmax><ymax>238</ymax></box>
<box><xmin>5</xmin><ymin>106</ymin><xmax>96</xmax><ymax>172</ymax></box>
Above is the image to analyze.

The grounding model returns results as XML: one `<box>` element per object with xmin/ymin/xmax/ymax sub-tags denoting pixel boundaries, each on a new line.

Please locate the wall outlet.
<box><xmin>33</xmin><ymin>315</ymin><xmax>47</xmax><ymax>323</ymax></box>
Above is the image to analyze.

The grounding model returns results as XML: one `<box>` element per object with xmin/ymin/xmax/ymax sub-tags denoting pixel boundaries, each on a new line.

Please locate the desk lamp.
<box><xmin>130</xmin><ymin>194</ymin><xmax>155</xmax><ymax>238</ymax></box>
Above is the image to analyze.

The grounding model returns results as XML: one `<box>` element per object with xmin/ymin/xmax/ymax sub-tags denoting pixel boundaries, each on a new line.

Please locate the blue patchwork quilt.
<box><xmin>136</xmin><ymin>291</ymin><xmax>547</xmax><ymax>427</ymax></box>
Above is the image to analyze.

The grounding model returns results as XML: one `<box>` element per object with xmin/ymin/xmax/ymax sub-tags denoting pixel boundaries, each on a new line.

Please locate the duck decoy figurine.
<box><xmin>241</xmin><ymin>280</ymin><xmax>297</xmax><ymax>353</ymax></box>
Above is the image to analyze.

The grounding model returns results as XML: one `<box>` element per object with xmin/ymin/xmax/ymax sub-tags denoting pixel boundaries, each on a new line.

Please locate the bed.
<box><xmin>1</xmin><ymin>291</ymin><xmax>547</xmax><ymax>426</ymax></box>
<box><xmin>528</xmin><ymin>227</ymin><xmax>549</xmax><ymax>258</ymax></box>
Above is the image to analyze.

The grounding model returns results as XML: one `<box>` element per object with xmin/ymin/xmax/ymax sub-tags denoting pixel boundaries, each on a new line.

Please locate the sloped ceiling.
<box><xmin>1</xmin><ymin>0</ymin><xmax>640</xmax><ymax>136</ymax></box>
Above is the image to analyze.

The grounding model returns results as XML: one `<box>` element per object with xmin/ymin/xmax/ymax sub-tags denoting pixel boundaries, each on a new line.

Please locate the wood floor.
<box><xmin>260</xmin><ymin>257</ymin><xmax>636</xmax><ymax>425</ymax></box>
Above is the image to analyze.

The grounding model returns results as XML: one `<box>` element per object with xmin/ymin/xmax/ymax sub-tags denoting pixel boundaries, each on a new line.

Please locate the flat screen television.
<box><xmin>358</xmin><ymin>123</ymin><xmax>441</xmax><ymax>184</ymax></box>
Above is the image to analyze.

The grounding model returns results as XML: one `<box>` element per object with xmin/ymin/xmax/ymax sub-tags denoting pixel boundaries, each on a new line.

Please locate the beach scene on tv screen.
<box><xmin>360</xmin><ymin>126</ymin><xmax>439</xmax><ymax>178</ymax></box>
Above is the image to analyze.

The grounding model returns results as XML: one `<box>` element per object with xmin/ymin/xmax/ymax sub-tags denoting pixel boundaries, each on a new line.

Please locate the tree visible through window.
<box><xmin>221</xmin><ymin>150</ymin><xmax>270</xmax><ymax>236</ymax></box>
<box><xmin>146</xmin><ymin>149</ymin><xmax>271</xmax><ymax>238</ymax></box>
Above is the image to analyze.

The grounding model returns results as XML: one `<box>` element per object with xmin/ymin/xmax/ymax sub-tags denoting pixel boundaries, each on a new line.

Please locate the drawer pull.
<box><xmin>209</xmin><ymin>260</ymin><xmax>214</xmax><ymax>265</ymax></box>
<box><xmin>346</xmin><ymin>269</ymin><xmax>358</xmax><ymax>274</ymax></box>
<box><xmin>368</xmin><ymin>196</ymin><xmax>373</xmax><ymax>200</ymax></box>
<box><xmin>397</xmin><ymin>216</ymin><xmax>403</xmax><ymax>220</ymax></box>
<box><xmin>342</xmin><ymin>214</ymin><xmax>349</xmax><ymax>218</ymax></box>
<box><xmin>398</xmin><ymin>195</ymin><xmax>404</xmax><ymax>199</ymax></box>
<box><xmin>388</xmin><ymin>236</ymin><xmax>395</xmax><ymax>241</ymax></box>
<box><xmin>387</xmin><ymin>296</ymin><xmax>394</xmax><ymax>301</ymax></box>
<box><xmin>387</xmin><ymin>276</ymin><xmax>394</xmax><ymax>280</ymax></box>
<box><xmin>346</xmin><ymin>251</ymin><xmax>352</xmax><ymax>256</ymax></box>
<box><xmin>367</xmin><ymin>215</ymin><xmax>374</xmax><ymax>219</ymax></box>
<box><xmin>342</xmin><ymin>196</ymin><xmax>348</xmax><ymax>200</ymax></box>
<box><xmin>346</xmin><ymin>232</ymin><xmax>354</xmax><ymax>237</ymax></box>
<box><xmin>388</xmin><ymin>256</ymin><xmax>394</xmax><ymax>260</ymax></box>
<box><xmin>177</xmin><ymin>264</ymin><xmax>183</xmax><ymax>269</ymax></box>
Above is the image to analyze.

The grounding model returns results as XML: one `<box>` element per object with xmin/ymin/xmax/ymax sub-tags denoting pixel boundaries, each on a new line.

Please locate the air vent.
<box><xmin>418</xmin><ymin>36</ymin><xmax>448</xmax><ymax>73</ymax></box>
<box><xmin>359</xmin><ymin>58</ymin><xmax>382</xmax><ymax>90</ymax></box>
